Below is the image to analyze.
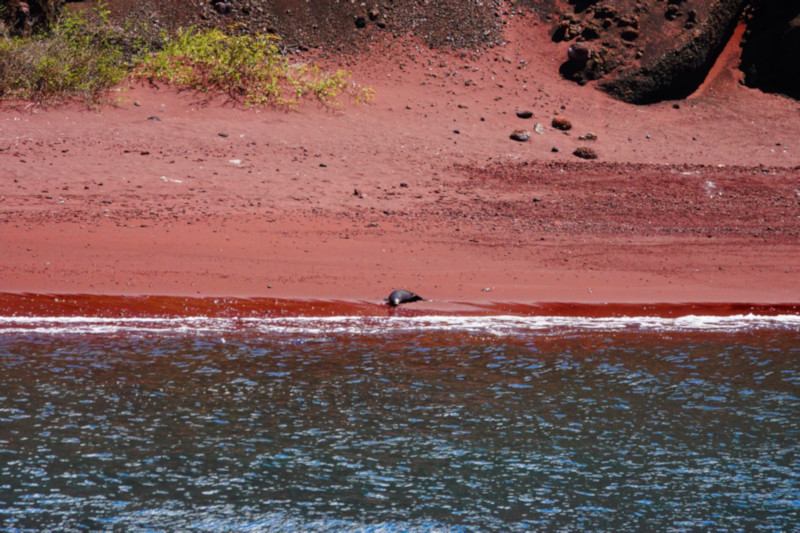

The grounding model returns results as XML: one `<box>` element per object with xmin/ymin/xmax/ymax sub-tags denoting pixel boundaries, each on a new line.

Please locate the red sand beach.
<box><xmin>1</xmin><ymin>16</ymin><xmax>799</xmax><ymax>309</ymax></box>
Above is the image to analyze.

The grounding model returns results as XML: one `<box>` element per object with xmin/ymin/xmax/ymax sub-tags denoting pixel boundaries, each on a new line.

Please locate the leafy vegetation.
<box><xmin>0</xmin><ymin>2</ymin><xmax>372</xmax><ymax>107</ymax></box>
<box><xmin>135</xmin><ymin>27</ymin><xmax>374</xmax><ymax>106</ymax></box>
<box><xmin>0</xmin><ymin>3</ymin><xmax>132</xmax><ymax>104</ymax></box>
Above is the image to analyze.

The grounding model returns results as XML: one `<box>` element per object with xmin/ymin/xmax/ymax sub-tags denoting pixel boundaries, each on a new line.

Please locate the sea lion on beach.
<box><xmin>387</xmin><ymin>289</ymin><xmax>423</xmax><ymax>306</ymax></box>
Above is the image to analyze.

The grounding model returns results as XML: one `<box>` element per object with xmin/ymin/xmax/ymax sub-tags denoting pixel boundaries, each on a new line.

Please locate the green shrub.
<box><xmin>0</xmin><ymin>2</ymin><xmax>372</xmax><ymax>107</ymax></box>
<box><xmin>135</xmin><ymin>27</ymin><xmax>373</xmax><ymax>106</ymax></box>
<box><xmin>0</xmin><ymin>3</ymin><xmax>129</xmax><ymax>104</ymax></box>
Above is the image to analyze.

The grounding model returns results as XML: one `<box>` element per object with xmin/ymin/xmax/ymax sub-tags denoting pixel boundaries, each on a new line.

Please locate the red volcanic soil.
<box><xmin>1</xmin><ymin>15</ymin><xmax>799</xmax><ymax>308</ymax></box>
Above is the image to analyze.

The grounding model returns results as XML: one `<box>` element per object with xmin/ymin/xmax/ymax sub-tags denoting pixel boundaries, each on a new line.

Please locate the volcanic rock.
<box><xmin>567</xmin><ymin>42</ymin><xmax>591</xmax><ymax>64</ymax></box>
<box><xmin>740</xmin><ymin>4</ymin><xmax>800</xmax><ymax>101</ymax></box>
<box><xmin>573</xmin><ymin>147</ymin><xmax>598</xmax><ymax>160</ymax></box>
<box><xmin>551</xmin><ymin>117</ymin><xmax>572</xmax><ymax>131</ymax></box>
<box><xmin>510</xmin><ymin>130</ymin><xmax>531</xmax><ymax>142</ymax></box>
<box><xmin>553</xmin><ymin>0</ymin><xmax>750</xmax><ymax>104</ymax></box>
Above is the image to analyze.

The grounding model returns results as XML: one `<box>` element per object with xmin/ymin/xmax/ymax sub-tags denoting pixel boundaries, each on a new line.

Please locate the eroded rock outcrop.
<box><xmin>740</xmin><ymin>3</ymin><xmax>800</xmax><ymax>100</ymax></box>
<box><xmin>551</xmin><ymin>0</ymin><xmax>748</xmax><ymax>104</ymax></box>
<box><xmin>92</xmin><ymin>0</ymin><xmax>507</xmax><ymax>50</ymax></box>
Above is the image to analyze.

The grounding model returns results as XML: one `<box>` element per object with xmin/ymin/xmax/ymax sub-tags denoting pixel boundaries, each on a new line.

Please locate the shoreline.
<box><xmin>1</xmin><ymin>293</ymin><xmax>798</xmax><ymax>319</ymax></box>
<box><xmin>2</xmin><ymin>18</ymin><xmax>798</xmax><ymax>308</ymax></box>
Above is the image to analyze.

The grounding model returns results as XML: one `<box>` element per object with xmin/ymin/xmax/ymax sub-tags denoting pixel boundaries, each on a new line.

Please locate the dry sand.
<box><xmin>1</xmin><ymin>16</ymin><xmax>799</xmax><ymax>309</ymax></box>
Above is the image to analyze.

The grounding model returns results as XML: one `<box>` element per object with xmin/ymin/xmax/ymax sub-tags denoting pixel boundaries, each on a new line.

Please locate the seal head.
<box><xmin>387</xmin><ymin>289</ymin><xmax>423</xmax><ymax>306</ymax></box>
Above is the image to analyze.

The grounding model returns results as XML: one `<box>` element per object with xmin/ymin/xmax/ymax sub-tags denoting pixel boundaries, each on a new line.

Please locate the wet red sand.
<box><xmin>1</xmin><ymin>16</ymin><xmax>799</xmax><ymax>312</ymax></box>
<box><xmin>0</xmin><ymin>293</ymin><xmax>796</xmax><ymax>319</ymax></box>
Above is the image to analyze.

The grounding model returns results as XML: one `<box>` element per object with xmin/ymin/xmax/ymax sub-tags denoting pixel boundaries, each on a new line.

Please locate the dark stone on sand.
<box><xmin>573</xmin><ymin>147</ymin><xmax>598</xmax><ymax>160</ymax></box>
<box><xmin>516</xmin><ymin>109</ymin><xmax>533</xmax><ymax>119</ymax></box>
<box><xmin>551</xmin><ymin>117</ymin><xmax>572</xmax><ymax>131</ymax></box>
<box><xmin>510</xmin><ymin>129</ymin><xmax>531</xmax><ymax>142</ymax></box>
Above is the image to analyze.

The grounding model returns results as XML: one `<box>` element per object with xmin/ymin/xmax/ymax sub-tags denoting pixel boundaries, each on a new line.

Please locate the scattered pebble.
<box><xmin>551</xmin><ymin>117</ymin><xmax>572</xmax><ymax>131</ymax></box>
<box><xmin>218</xmin><ymin>132</ymin><xmax>229</xmax><ymax>137</ymax></box>
<box><xmin>579</xmin><ymin>132</ymin><xmax>598</xmax><ymax>141</ymax></box>
<box><xmin>551</xmin><ymin>146</ymin><xmax>559</xmax><ymax>152</ymax></box>
<box><xmin>534</xmin><ymin>123</ymin><xmax>545</xmax><ymax>135</ymax></box>
<box><xmin>516</xmin><ymin>109</ymin><xmax>533</xmax><ymax>119</ymax></box>
<box><xmin>573</xmin><ymin>147</ymin><xmax>598</xmax><ymax>159</ymax></box>
<box><xmin>510</xmin><ymin>129</ymin><xmax>531</xmax><ymax>142</ymax></box>
<box><xmin>147</xmin><ymin>116</ymin><xmax>161</xmax><ymax>122</ymax></box>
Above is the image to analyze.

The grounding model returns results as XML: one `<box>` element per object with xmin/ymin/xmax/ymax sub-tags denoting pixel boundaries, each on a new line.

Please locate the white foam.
<box><xmin>0</xmin><ymin>313</ymin><xmax>798</xmax><ymax>336</ymax></box>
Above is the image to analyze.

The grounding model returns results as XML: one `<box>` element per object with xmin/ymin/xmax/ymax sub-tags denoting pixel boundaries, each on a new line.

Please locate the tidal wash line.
<box><xmin>0</xmin><ymin>294</ymin><xmax>797</xmax><ymax>320</ymax></box>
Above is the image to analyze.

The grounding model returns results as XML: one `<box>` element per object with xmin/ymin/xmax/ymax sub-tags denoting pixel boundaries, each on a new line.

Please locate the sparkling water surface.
<box><xmin>1</xmin><ymin>315</ymin><xmax>798</xmax><ymax>531</ymax></box>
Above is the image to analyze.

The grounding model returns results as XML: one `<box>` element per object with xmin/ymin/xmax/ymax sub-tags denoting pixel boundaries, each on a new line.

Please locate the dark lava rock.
<box><xmin>212</xmin><ymin>1</ymin><xmax>232</xmax><ymax>15</ymax></box>
<box><xmin>573</xmin><ymin>147</ymin><xmax>598</xmax><ymax>160</ymax></box>
<box><xmin>89</xmin><ymin>0</ymin><xmax>504</xmax><ymax>52</ymax></box>
<box><xmin>600</xmin><ymin>0</ymin><xmax>748</xmax><ymax>104</ymax></box>
<box><xmin>567</xmin><ymin>42</ymin><xmax>591</xmax><ymax>64</ymax></box>
<box><xmin>551</xmin><ymin>117</ymin><xmax>572</xmax><ymax>131</ymax></box>
<box><xmin>553</xmin><ymin>0</ymin><xmax>749</xmax><ymax>104</ymax></box>
<box><xmin>510</xmin><ymin>130</ymin><xmax>531</xmax><ymax>142</ymax></box>
<box><xmin>620</xmin><ymin>28</ymin><xmax>639</xmax><ymax>41</ymax></box>
<box><xmin>665</xmin><ymin>5</ymin><xmax>682</xmax><ymax>21</ymax></box>
<box><xmin>516</xmin><ymin>109</ymin><xmax>534</xmax><ymax>119</ymax></box>
<box><xmin>740</xmin><ymin>4</ymin><xmax>800</xmax><ymax>101</ymax></box>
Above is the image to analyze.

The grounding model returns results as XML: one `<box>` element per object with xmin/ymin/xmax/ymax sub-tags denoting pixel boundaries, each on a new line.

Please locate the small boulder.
<box><xmin>510</xmin><ymin>130</ymin><xmax>531</xmax><ymax>142</ymax></box>
<box><xmin>552</xmin><ymin>117</ymin><xmax>572</xmax><ymax>131</ymax></box>
<box><xmin>516</xmin><ymin>109</ymin><xmax>533</xmax><ymax>119</ymax></box>
<box><xmin>573</xmin><ymin>147</ymin><xmax>598</xmax><ymax>159</ymax></box>
<box><xmin>212</xmin><ymin>1</ymin><xmax>232</xmax><ymax>15</ymax></box>
<box><xmin>567</xmin><ymin>42</ymin><xmax>591</xmax><ymax>64</ymax></box>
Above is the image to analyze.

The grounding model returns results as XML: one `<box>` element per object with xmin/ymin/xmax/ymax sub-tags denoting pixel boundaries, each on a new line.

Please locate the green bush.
<box><xmin>135</xmin><ymin>27</ymin><xmax>373</xmax><ymax>106</ymax></box>
<box><xmin>0</xmin><ymin>2</ymin><xmax>372</xmax><ymax>107</ymax></box>
<box><xmin>0</xmin><ymin>4</ymin><xmax>129</xmax><ymax>104</ymax></box>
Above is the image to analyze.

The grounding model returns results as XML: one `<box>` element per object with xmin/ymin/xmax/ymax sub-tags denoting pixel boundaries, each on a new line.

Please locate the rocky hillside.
<box><xmin>6</xmin><ymin>0</ymin><xmax>799</xmax><ymax>103</ymax></box>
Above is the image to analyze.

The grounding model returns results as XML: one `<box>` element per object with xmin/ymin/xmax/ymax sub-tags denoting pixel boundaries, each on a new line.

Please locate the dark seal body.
<box><xmin>387</xmin><ymin>289</ymin><xmax>423</xmax><ymax>306</ymax></box>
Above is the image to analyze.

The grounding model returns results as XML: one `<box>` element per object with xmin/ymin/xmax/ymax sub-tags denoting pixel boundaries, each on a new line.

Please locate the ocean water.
<box><xmin>1</xmin><ymin>305</ymin><xmax>799</xmax><ymax>532</ymax></box>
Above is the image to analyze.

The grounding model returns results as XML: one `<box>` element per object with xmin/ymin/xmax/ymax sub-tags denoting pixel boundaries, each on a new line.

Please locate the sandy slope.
<box><xmin>1</xmin><ymin>15</ymin><xmax>798</xmax><ymax>305</ymax></box>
